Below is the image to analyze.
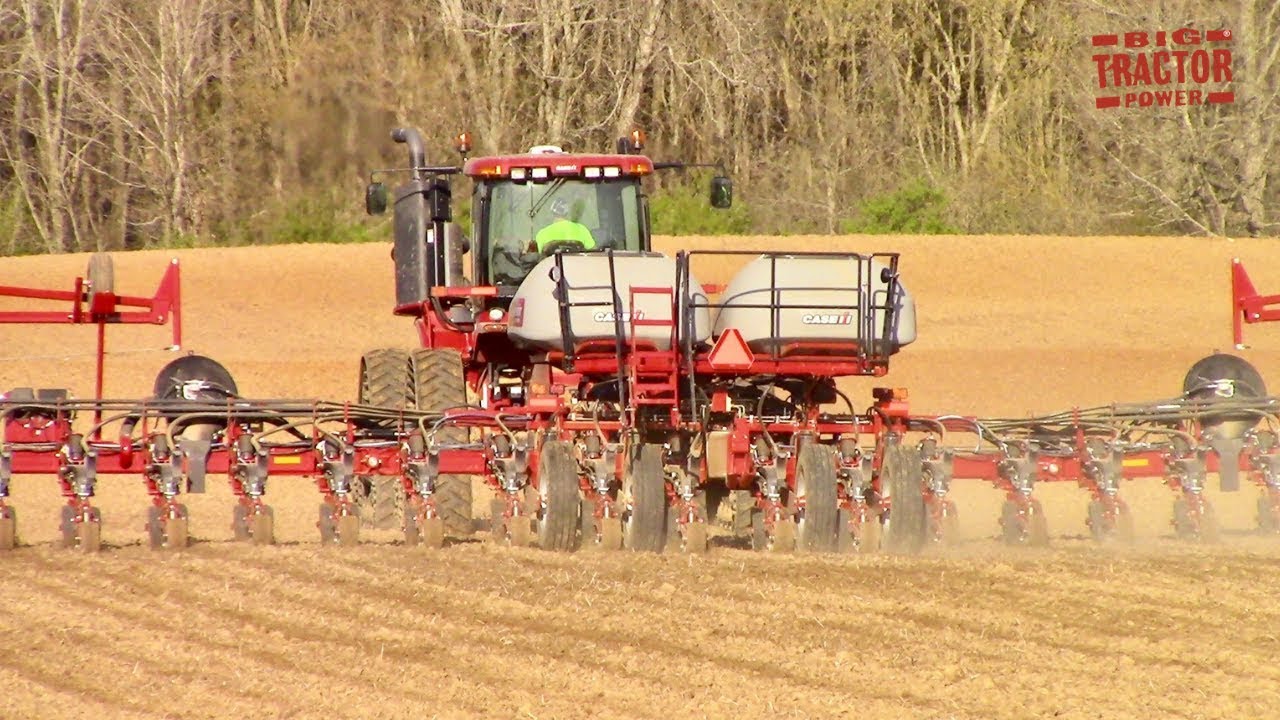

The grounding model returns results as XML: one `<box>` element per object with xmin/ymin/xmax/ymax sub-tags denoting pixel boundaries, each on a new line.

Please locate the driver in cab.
<box><xmin>535</xmin><ymin>198</ymin><xmax>596</xmax><ymax>251</ymax></box>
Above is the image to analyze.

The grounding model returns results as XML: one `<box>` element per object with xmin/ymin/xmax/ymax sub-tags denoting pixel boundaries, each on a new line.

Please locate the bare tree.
<box><xmin>1</xmin><ymin>0</ymin><xmax>105</xmax><ymax>252</ymax></box>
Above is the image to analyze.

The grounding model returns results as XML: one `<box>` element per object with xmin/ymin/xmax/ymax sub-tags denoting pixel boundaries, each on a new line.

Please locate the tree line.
<box><xmin>0</xmin><ymin>0</ymin><xmax>1276</xmax><ymax>255</ymax></box>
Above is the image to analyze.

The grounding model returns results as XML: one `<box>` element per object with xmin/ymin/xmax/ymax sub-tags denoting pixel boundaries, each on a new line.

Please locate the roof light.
<box><xmin>510</xmin><ymin>168</ymin><xmax>527</xmax><ymax>180</ymax></box>
<box><xmin>529</xmin><ymin>145</ymin><xmax>564</xmax><ymax>154</ymax></box>
<box><xmin>531</xmin><ymin>167</ymin><xmax>549</xmax><ymax>180</ymax></box>
<box><xmin>603</xmin><ymin>166</ymin><xmax>621</xmax><ymax>178</ymax></box>
<box><xmin>629</xmin><ymin>129</ymin><xmax>646</xmax><ymax>151</ymax></box>
<box><xmin>584</xmin><ymin>167</ymin><xmax>602</xmax><ymax>178</ymax></box>
<box><xmin>455</xmin><ymin>131</ymin><xmax>472</xmax><ymax>155</ymax></box>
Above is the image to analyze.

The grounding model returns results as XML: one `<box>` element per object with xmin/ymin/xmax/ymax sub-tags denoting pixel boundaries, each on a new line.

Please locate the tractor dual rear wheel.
<box><xmin>411</xmin><ymin>349</ymin><xmax>472</xmax><ymax>536</ymax></box>
<box><xmin>356</xmin><ymin>348</ymin><xmax>413</xmax><ymax>531</ymax></box>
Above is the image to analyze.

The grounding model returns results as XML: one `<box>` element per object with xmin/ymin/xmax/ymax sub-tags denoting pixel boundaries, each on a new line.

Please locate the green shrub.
<box><xmin>650</xmin><ymin>183</ymin><xmax>752</xmax><ymax>235</ymax></box>
<box><xmin>842</xmin><ymin>179</ymin><xmax>959</xmax><ymax>234</ymax></box>
<box><xmin>203</xmin><ymin>193</ymin><xmax>384</xmax><ymax>247</ymax></box>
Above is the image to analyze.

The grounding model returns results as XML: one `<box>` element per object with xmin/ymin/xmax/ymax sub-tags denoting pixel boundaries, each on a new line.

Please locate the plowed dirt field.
<box><xmin>3</xmin><ymin>235</ymin><xmax>1280</xmax><ymax>719</ymax></box>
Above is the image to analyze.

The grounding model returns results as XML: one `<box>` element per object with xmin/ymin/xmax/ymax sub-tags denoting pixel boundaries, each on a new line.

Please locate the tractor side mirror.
<box><xmin>710</xmin><ymin>176</ymin><xmax>733</xmax><ymax>209</ymax></box>
<box><xmin>365</xmin><ymin>182</ymin><xmax>388</xmax><ymax>215</ymax></box>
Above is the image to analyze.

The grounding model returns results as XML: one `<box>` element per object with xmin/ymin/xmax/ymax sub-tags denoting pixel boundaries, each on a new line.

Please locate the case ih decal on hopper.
<box><xmin>802</xmin><ymin>313</ymin><xmax>853</xmax><ymax>325</ymax></box>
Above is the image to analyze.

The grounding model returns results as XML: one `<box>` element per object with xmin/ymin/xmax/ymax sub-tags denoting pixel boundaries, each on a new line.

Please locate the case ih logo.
<box><xmin>1092</xmin><ymin>28</ymin><xmax>1234</xmax><ymax>109</ymax></box>
<box><xmin>593</xmin><ymin>310</ymin><xmax>644</xmax><ymax>323</ymax></box>
<box><xmin>802</xmin><ymin>313</ymin><xmax>853</xmax><ymax>326</ymax></box>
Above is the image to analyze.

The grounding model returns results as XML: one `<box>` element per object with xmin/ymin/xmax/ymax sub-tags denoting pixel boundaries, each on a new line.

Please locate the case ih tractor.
<box><xmin>1</xmin><ymin>127</ymin><xmax>1278</xmax><ymax>553</ymax></box>
<box><xmin>355</xmin><ymin>127</ymin><xmax>917</xmax><ymax>552</ymax></box>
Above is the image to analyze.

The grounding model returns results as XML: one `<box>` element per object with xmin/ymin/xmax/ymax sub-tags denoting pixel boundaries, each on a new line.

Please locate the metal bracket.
<box><xmin>490</xmin><ymin>437</ymin><xmax>530</xmax><ymax>495</ymax></box>
<box><xmin>997</xmin><ymin>445</ymin><xmax>1038</xmax><ymax>496</ymax></box>
<box><xmin>322</xmin><ymin>445</ymin><xmax>356</xmax><ymax>496</ymax></box>
<box><xmin>148</xmin><ymin>436</ymin><xmax>182</xmax><ymax>498</ymax></box>
<box><xmin>0</xmin><ymin>446</ymin><xmax>10</xmax><ymax>498</ymax></box>
<box><xmin>232</xmin><ymin>440</ymin><xmax>269</xmax><ymax>498</ymax></box>
<box><xmin>177</xmin><ymin>437</ymin><xmax>213</xmax><ymax>493</ymax></box>
<box><xmin>919</xmin><ymin>438</ymin><xmax>954</xmax><ymax>498</ymax></box>
<box><xmin>1083</xmin><ymin>439</ymin><xmax>1123</xmax><ymax>496</ymax></box>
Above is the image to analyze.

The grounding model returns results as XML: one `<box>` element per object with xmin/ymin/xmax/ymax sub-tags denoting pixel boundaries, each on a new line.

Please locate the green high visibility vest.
<box><xmin>535</xmin><ymin>220</ymin><xmax>596</xmax><ymax>251</ymax></box>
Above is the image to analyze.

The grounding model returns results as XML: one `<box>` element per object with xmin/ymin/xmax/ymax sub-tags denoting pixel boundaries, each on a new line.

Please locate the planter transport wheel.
<box><xmin>623</xmin><ymin>443</ymin><xmax>667</xmax><ymax>553</ymax></box>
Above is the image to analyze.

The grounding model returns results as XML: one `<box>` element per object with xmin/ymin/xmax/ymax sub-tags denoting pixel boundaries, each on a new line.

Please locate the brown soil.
<box><xmin>2</xmin><ymin>235</ymin><xmax>1280</xmax><ymax>719</ymax></box>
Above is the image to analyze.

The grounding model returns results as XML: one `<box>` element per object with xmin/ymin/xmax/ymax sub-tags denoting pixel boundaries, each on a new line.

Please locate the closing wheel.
<box><xmin>421</xmin><ymin>516</ymin><xmax>445</xmax><ymax>549</ymax></box>
<box><xmin>882</xmin><ymin>442</ymin><xmax>927</xmax><ymax>554</ymax></box>
<box><xmin>1173</xmin><ymin>496</ymin><xmax>1215</xmax><ymax>541</ymax></box>
<box><xmin>793</xmin><ymin>444</ymin><xmax>839</xmax><ymax>553</ymax></box>
<box><xmin>1115</xmin><ymin>503</ymin><xmax>1135</xmax><ymax>544</ymax></box>
<box><xmin>535</xmin><ymin>440</ymin><xmax>581</xmax><ymax>551</ymax></box>
<box><xmin>79</xmin><ymin>514</ymin><xmax>102</xmax><ymax>553</ymax></box>
<box><xmin>1199</xmin><ymin>501</ymin><xmax>1220</xmax><ymax>544</ymax></box>
<box><xmin>509</xmin><ymin>516</ymin><xmax>534</xmax><ymax>547</ymax></box>
<box><xmin>251</xmin><ymin>507</ymin><xmax>275</xmax><ymax>546</ymax></box>
<box><xmin>1026</xmin><ymin>500</ymin><xmax>1049</xmax><ymax>547</ymax></box>
<box><xmin>1258</xmin><ymin>493</ymin><xmax>1280</xmax><ymax>533</ymax></box>
<box><xmin>318</xmin><ymin>504</ymin><xmax>340</xmax><ymax>544</ymax></box>
<box><xmin>411</xmin><ymin>348</ymin><xmax>472</xmax><ymax>536</ymax></box>
<box><xmin>337</xmin><ymin>513</ymin><xmax>361</xmax><ymax>547</ymax></box>
<box><xmin>771</xmin><ymin>518</ymin><xmax>797</xmax><ymax>553</ymax></box>
<box><xmin>60</xmin><ymin>506</ymin><xmax>78</xmax><ymax>549</ymax></box>
<box><xmin>684</xmin><ymin>520</ymin><xmax>709</xmax><ymax>554</ymax></box>
<box><xmin>860</xmin><ymin>509</ymin><xmax>883</xmax><ymax>554</ymax></box>
<box><xmin>404</xmin><ymin>503</ymin><xmax>421</xmax><ymax>547</ymax></box>
<box><xmin>233</xmin><ymin>504</ymin><xmax>251</xmax><ymax>541</ymax></box>
<box><xmin>623</xmin><ymin>443</ymin><xmax>667</xmax><ymax>553</ymax></box>
<box><xmin>933</xmin><ymin>500</ymin><xmax>960</xmax><ymax>546</ymax></box>
<box><xmin>1000</xmin><ymin>501</ymin><xmax>1023</xmax><ymax>544</ymax></box>
<box><xmin>167</xmin><ymin>515</ymin><xmax>189</xmax><ymax>551</ymax></box>
<box><xmin>147</xmin><ymin>505</ymin><xmax>189</xmax><ymax>550</ymax></box>
<box><xmin>0</xmin><ymin>508</ymin><xmax>15</xmax><ymax>550</ymax></box>
<box><xmin>1087</xmin><ymin>499</ymin><xmax>1132</xmax><ymax>544</ymax></box>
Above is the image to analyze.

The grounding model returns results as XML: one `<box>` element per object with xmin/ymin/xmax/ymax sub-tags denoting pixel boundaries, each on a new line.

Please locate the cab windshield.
<box><xmin>484</xmin><ymin>178</ymin><xmax>643</xmax><ymax>285</ymax></box>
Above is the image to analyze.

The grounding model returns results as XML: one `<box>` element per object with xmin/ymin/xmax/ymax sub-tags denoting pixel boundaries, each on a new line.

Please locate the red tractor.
<box><xmin>356</xmin><ymin>127</ymin><xmax>919</xmax><ymax>552</ymax></box>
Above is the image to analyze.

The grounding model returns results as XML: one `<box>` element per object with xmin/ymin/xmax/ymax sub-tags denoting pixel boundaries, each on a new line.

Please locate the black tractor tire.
<box><xmin>728</xmin><ymin>490</ymin><xmax>756</xmax><ymax>536</ymax></box>
<box><xmin>881</xmin><ymin>443</ymin><xmax>926</xmax><ymax>554</ymax></box>
<box><xmin>535</xmin><ymin>440</ymin><xmax>581</xmax><ymax>551</ymax></box>
<box><xmin>793</xmin><ymin>444</ymin><xmax>839</xmax><ymax>553</ymax></box>
<box><xmin>86</xmin><ymin>253</ymin><xmax>114</xmax><ymax>297</ymax></box>
<box><xmin>623</xmin><ymin>444</ymin><xmax>667</xmax><ymax>553</ymax></box>
<box><xmin>356</xmin><ymin>348</ymin><xmax>413</xmax><ymax>530</ymax></box>
<box><xmin>411</xmin><ymin>348</ymin><xmax>472</xmax><ymax>536</ymax></box>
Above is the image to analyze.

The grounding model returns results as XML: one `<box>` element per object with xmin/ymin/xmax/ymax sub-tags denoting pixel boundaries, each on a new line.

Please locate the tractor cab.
<box><xmin>365</xmin><ymin>128</ymin><xmax>731</xmax><ymax>354</ymax></box>
<box><xmin>466</xmin><ymin>147</ymin><xmax>654</xmax><ymax>288</ymax></box>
